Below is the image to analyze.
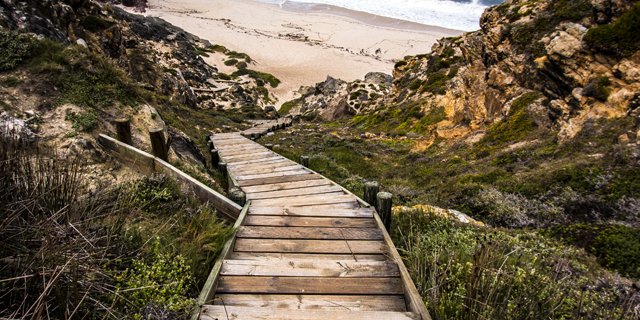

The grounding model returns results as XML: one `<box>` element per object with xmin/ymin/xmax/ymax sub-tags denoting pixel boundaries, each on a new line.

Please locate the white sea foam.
<box><xmin>254</xmin><ymin>0</ymin><xmax>504</xmax><ymax>31</ymax></box>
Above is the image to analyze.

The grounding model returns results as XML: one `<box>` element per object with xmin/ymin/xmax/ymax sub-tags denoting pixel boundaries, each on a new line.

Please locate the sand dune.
<box><xmin>142</xmin><ymin>0</ymin><xmax>463</xmax><ymax>106</ymax></box>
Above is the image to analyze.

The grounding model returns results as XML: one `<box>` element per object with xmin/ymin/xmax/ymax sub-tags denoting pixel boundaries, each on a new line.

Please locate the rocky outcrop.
<box><xmin>337</xmin><ymin>0</ymin><xmax>640</xmax><ymax>144</ymax></box>
<box><xmin>286</xmin><ymin>73</ymin><xmax>392</xmax><ymax>122</ymax></box>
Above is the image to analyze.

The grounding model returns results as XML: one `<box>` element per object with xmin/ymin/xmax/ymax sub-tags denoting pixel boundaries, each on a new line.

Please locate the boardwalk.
<box><xmin>198</xmin><ymin>131</ymin><xmax>429</xmax><ymax>320</ymax></box>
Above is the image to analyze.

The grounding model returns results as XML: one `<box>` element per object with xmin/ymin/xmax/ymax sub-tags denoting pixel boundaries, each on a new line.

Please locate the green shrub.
<box><xmin>210</xmin><ymin>44</ymin><xmax>228</xmax><ymax>53</ymax></box>
<box><xmin>420</xmin><ymin>72</ymin><xmax>448</xmax><ymax>94</ymax></box>
<box><xmin>409</xmin><ymin>79</ymin><xmax>423</xmax><ymax>91</ymax></box>
<box><xmin>391</xmin><ymin>208</ymin><xmax>638</xmax><ymax>320</ymax></box>
<box><xmin>66</xmin><ymin>108</ymin><xmax>99</xmax><ymax>132</ymax></box>
<box><xmin>0</xmin><ymin>31</ymin><xmax>36</xmax><ymax>71</ymax></box>
<box><xmin>584</xmin><ymin>2</ymin><xmax>640</xmax><ymax>55</ymax></box>
<box><xmin>279</xmin><ymin>99</ymin><xmax>300</xmax><ymax>115</ymax></box>
<box><xmin>80</xmin><ymin>15</ymin><xmax>116</xmax><ymax>32</ymax></box>
<box><xmin>582</xmin><ymin>76</ymin><xmax>612</xmax><ymax>101</ymax></box>
<box><xmin>478</xmin><ymin>93</ymin><xmax>539</xmax><ymax>146</ymax></box>
<box><xmin>118</xmin><ymin>240</ymin><xmax>196</xmax><ymax>314</ymax></box>
<box><xmin>236</xmin><ymin>61</ymin><xmax>247</xmax><ymax>69</ymax></box>
<box><xmin>224</xmin><ymin>58</ymin><xmax>238</xmax><ymax>66</ymax></box>
<box><xmin>550</xmin><ymin>223</ymin><xmax>640</xmax><ymax>279</ymax></box>
<box><xmin>226</xmin><ymin>51</ymin><xmax>251</xmax><ymax>62</ymax></box>
<box><xmin>394</xmin><ymin>60</ymin><xmax>407</xmax><ymax>68</ymax></box>
<box><xmin>231</xmin><ymin>68</ymin><xmax>280</xmax><ymax>87</ymax></box>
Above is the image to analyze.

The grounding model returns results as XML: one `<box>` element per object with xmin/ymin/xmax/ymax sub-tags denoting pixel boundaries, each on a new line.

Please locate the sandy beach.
<box><xmin>142</xmin><ymin>0</ymin><xmax>463</xmax><ymax>106</ymax></box>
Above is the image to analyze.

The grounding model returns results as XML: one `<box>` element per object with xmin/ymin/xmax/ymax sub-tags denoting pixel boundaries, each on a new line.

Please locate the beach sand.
<box><xmin>142</xmin><ymin>0</ymin><xmax>464</xmax><ymax>106</ymax></box>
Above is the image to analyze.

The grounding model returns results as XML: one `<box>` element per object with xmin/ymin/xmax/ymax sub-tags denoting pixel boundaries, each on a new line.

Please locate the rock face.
<box><xmin>287</xmin><ymin>73</ymin><xmax>392</xmax><ymax>122</ymax></box>
<box><xmin>310</xmin><ymin>0</ymin><xmax>640</xmax><ymax>142</ymax></box>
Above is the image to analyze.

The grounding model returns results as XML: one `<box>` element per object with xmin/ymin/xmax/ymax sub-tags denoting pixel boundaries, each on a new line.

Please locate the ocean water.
<box><xmin>254</xmin><ymin>0</ymin><xmax>505</xmax><ymax>31</ymax></box>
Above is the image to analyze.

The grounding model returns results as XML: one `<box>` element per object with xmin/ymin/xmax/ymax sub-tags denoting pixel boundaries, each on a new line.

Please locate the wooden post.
<box><xmin>116</xmin><ymin>118</ymin><xmax>132</xmax><ymax>145</ymax></box>
<box><xmin>364</xmin><ymin>181</ymin><xmax>380</xmax><ymax>208</ymax></box>
<box><xmin>377</xmin><ymin>192</ymin><xmax>392</xmax><ymax>232</ymax></box>
<box><xmin>265</xmin><ymin>144</ymin><xmax>273</xmax><ymax>150</ymax></box>
<box><xmin>228</xmin><ymin>187</ymin><xmax>246</xmax><ymax>206</ymax></box>
<box><xmin>149</xmin><ymin>128</ymin><xmax>168</xmax><ymax>161</ymax></box>
<box><xmin>218</xmin><ymin>161</ymin><xmax>227</xmax><ymax>176</ymax></box>
<box><xmin>208</xmin><ymin>139</ymin><xmax>214</xmax><ymax>152</ymax></box>
<box><xmin>210</xmin><ymin>149</ymin><xmax>219</xmax><ymax>169</ymax></box>
<box><xmin>300</xmin><ymin>155</ymin><xmax>309</xmax><ymax>168</ymax></box>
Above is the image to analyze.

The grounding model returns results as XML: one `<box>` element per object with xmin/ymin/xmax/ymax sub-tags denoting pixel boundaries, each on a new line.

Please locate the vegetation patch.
<box><xmin>231</xmin><ymin>68</ymin><xmax>280</xmax><ymax>87</ymax></box>
<box><xmin>0</xmin><ymin>30</ymin><xmax>36</xmax><ymax>71</ymax></box>
<box><xmin>549</xmin><ymin>223</ymin><xmax>640</xmax><ymax>279</ymax></box>
<box><xmin>80</xmin><ymin>15</ymin><xmax>116</xmax><ymax>32</ymax></box>
<box><xmin>585</xmin><ymin>1</ymin><xmax>640</xmax><ymax>56</ymax></box>
<box><xmin>224</xmin><ymin>58</ymin><xmax>238</xmax><ymax>66</ymax></box>
<box><xmin>226</xmin><ymin>51</ymin><xmax>251</xmax><ymax>62</ymax></box>
<box><xmin>582</xmin><ymin>76</ymin><xmax>612</xmax><ymax>101</ymax></box>
<box><xmin>477</xmin><ymin>93</ymin><xmax>539</xmax><ymax>148</ymax></box>
<box><xmin>66</xmin><ymin>107</ymin><xmax>99</xmax><ymax>132</ymax></box>
<box><xmin>392</xmin><ymin>208</ymin><xmax>638</xmax><ymax>319</ymax></box>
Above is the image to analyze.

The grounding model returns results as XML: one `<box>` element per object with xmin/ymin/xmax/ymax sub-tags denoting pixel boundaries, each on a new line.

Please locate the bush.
<box><xmin>66</xmin><ymin>108</ymin><xmax>99</xmax><ymax>132</ymax></box>
<box><xmin>391</xmin><ymin>208</ymin><xmax>639</xmax><ymax>320</ymax></box>
<box><xmin>80</xmin><ymin>15</ymin><xmax>116</xmax><ymax>32</ymax></box>
<box><xmin>550</xmin><ymin>223</ymin><xmax>640</xmax><ymax>279</ymax></box>
<box><xmin>0</xmin><ymin>31</ymin><xmax>36</xmax><ymax>71</ymax></box>
<box><xmin>226</xmin><ymin>51</ymin><xmax>251</xmax><ymax>62</ymax></box>
<box><xmin>582</xmin><ymin>76</ymin><xmax>612</xmax><ymax>101</ymax></box>
<box><xmin>224</xmin><ymin>58</ymin><xmax>238</xmax><ymax>66</ymax></box>
<box><xmin>394</xmin><ymin>60</ymin><xmax>407</xmax><ymax>68</ymax></box>
<box><xmin>584</xmin><ymin>2</ymin><xmax>640</xmax><ymax>55</ymax></box>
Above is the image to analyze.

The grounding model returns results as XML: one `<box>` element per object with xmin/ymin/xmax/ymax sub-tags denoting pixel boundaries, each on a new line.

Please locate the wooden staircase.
<box><xmin>197</xmin><ymin>132</ymin><xmax>429</xmax><ymax>320</ymax></box>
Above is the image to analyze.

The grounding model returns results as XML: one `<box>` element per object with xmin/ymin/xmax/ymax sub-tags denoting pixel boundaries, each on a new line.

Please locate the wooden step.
<box><xmin>233</xmin><ymin>164</ymin><xmax>304</xmax><ymax>175</ymax></box>
<box><xmin>211</xmin><ymin>294</ymin><xmax>407</xmax><ymax>311</ymax></box>
<box><xmin>235</xmin><ymin>169</ymin><xmax>313</xmax><ymax>181</ymax></box>
<box><xmin>250</xmin><ymin>194</ymin><xmax>357</xmax><ymax>207</ymax></box>
<box><xmin>237</xmin><ymin>173</ymin><xmax>325</xmax><ymax>187</ymax></box>
<box><xmin>246</xmin><ymin>185</ymin><xmax>344</xmax><ymax>200</ymax></box>
<box><xmin>234</xmin><ymin>239</ymin><xmax>386</xmax><ymax>254</ymax></box>
<box><xmin>216</xmin><ymin>276</ymin><xmax>403</xmax><ymax>294</ymax></box>
<box><xmin>237</xmin><ymin>226</ymin><xmax>384</xmax><ymax>240</ymax></box>
<box><xmin>244</xmin><ymin>216</ymin><xmax>376</xmax><ymax>228</ymax></box>
<box><xmin>241</xmin><ymin>179</ymin><xmax>333</xmax><ymax>193</ymax></box>
<box><xmin>200</xmin><ymin>306</ymin><xmax>419</xmax><ymax>320</ymax></box>
<box><xmin>220</xmin><ymin>260</ymin><xmax>399</xmax><ymax>277</ymax></box>
<box><xmin>248</xmin><ymin>206</ymin><xmax>373</xmax><ymax>217</ymax></box>
<box><xmin>228</xmin><ymin>252</ymin><xmax>389</xmax><ymax>261</ymax></box>
<box><xmin>228</xmin><ymin>158</ymin><xmax>291</xmax><ymax>169</ymax></box>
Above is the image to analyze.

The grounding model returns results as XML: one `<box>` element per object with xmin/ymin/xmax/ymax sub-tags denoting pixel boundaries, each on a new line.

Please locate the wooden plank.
<box><xmin>233</xmin><ymin>164</ymin><xmax>304</xmax><ymax>175</ymax></box>
<box><xmin>248</xmin><ymin>206</ymin><xmax>373</xmax><ymax>217</ymax></box>
<box><xmin>241</xmin><ymin>179</ymin><xmax>333</xmax><ymax>193</ymax></box>
<box><xmin>228</xmin><ymin>158</ymin><xmax>291</xmax><ymax>170</ymax></box>
<box><xmin>234</xmin><ymin>239</ymin><xmax>387</xmax><ymax>254</ymax></box>
<box><xmin>244</xmin><ymin>216</ymin><xmax>376</xmax><ymax>228</ymax></box>
<box><xmin>220</xmin><ymin>260</ymin><xmax>399</xmax><ymax>277</ymax></box>
<box><xmin>250</xmin><ymin>194</ymin><xmax>356</xmax><ymax>207</ymax></box>
<box><xmin>215</xmin><ymin>276</ymin><xmax>403</xmax><ymax>295</ymax></box>
<box><xmin>253</xmin><ymin>192</ymin><xmax>356</xmax><ymax>205</ymax></box>
<box><xmin>219</xmin><ymin>147</ymin><xmax>268</xmax><ymax>156</ymax></box>
<box><xmin>228</xmin><ymin>252</ymin><xmax>389</xmax><ymax>261</ymax></box>
<box><xmin>246</xmin><ymin>185</ymin><xmax>344</xmax><ymax>200</ymax></box>
<box><xmin>211</xmin><ymin>294</ymin><xmax>407</xmax><ymax>311</ymax></box>
<box><xmin>237</xmin><ymin>173</ymin><xmax>324</xmax><ymax>187</ymax></box>
<box><xmin>237</xmin><ymin>226</ymin><xmax>384</xmax><ymax>240</ymax></box>
<box><xmin>223</xmin><ymin>151</ymin><xmax>274</xmax><ymax>161</ymax></box>
<box><xmin>235</xmin><ymin>169</ymin><xmax>312</xmax><ymax>181</ymax></box>
<box><xmin>226</xmin><ymin>156</ymin><xmax>282</xmax><ymax>165</ymax></box>
<box><xmin>200</xmin><ymin>306</ymin><xmax>419</xmax><ymax>320</ymax></box>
